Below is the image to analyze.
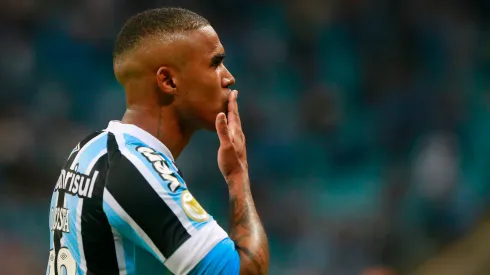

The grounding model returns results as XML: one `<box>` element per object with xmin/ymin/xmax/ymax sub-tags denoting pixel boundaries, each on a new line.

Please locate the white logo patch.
<box><xmin>181</xmin><ymin>190</ymin><xmax>210</xmax><ymax>222</ymax></box>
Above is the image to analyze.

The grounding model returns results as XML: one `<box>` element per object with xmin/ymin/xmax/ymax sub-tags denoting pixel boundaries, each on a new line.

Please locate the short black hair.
<box><xmin>113</xmin><ymin>7</ymin><xmax>210</xmax><ymax>60</ymax></box>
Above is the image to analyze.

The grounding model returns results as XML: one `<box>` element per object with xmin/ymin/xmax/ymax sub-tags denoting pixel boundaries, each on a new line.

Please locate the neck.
<box><xmin>121</xmin><ymin>105</ymin><xmax>194</xmax><ymax>159</ymax></box>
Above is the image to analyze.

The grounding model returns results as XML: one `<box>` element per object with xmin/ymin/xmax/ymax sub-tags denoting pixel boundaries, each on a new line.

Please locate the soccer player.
<box><xmin>47</xmin><ymin>7</ymin><xmax>269</xmax><ymax>275</ymax></box>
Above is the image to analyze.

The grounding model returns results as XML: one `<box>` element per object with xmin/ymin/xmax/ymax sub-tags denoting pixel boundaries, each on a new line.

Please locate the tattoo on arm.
<box><xmin>229</xmin><ymin>177</ymin><xmax>269</xmax><ymax>275</ymax></box>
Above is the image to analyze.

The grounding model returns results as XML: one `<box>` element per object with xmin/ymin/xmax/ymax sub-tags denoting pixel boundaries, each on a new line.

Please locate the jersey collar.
<box><xmin>106</xmin><ymin>120</ymin><xmax>175</xmax><ymax>162</ymax></box>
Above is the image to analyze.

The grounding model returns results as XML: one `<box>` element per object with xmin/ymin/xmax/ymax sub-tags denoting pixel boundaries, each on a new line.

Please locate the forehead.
<box><xmin>183</xmin><ymin>26</ymin><xmax>224</xmax><ymax>60</ymax></box>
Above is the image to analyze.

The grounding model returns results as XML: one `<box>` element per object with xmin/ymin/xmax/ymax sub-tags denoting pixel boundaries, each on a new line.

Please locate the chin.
<box><xmin>201</xmin><ymin>121</ymin><xmax>218</xmax><ymax>132</ymax></box>
<box><xmin>195</xmin><ymin>109</ymin><xmax>224</xmax><ymax>132</ymax></box>
<box><xmin>197</xmin><ymin>114</ymin><xmax>219</xmax><ymax>132</ymax></box>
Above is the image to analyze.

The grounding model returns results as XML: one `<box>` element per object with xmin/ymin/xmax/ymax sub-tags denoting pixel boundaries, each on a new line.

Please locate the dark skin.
<box><xmin>114</xmin><ymin>26</ymin><xmax>269</xmax><ymax>274</ymax></box>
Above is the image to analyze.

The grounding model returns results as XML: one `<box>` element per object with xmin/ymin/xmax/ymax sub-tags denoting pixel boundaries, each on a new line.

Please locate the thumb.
<box><xmin>215</xmin><ymin>112</ymin><xmax>231</xmax><ymax>146</ymax></box>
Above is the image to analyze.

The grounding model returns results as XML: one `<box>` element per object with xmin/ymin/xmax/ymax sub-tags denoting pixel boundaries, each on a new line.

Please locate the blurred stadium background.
<box><xmin>1</xmin><ymin>0</ymin><xmax>490</xmax><ymax>274</ymax></box>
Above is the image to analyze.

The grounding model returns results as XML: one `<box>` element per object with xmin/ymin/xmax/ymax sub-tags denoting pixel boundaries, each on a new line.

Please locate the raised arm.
<box><xmin>228</xmin><ymin>173</ymin><xmax>269</xmax><ymax>275</ymax></box>
<box><xmin>215</xmin><ymin>90</ymin><xmax>269</xmax><ymax>275</ymax></box>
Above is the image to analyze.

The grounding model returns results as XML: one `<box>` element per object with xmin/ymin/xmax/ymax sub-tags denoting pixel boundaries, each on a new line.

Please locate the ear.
<box><xmin>156</xmin><ymin>66</ymin><xmax>177</xmax><ymax>95</ymax></box>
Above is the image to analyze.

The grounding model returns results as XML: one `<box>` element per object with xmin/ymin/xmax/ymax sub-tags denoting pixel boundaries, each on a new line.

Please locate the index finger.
<box><xmin>227</xmin><ymin>90</ymin><xmax>242</xmax><ymax>130</ymax></box>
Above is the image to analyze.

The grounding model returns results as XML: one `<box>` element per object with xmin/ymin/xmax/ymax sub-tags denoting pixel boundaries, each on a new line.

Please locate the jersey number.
<box><xmin>48</xmin><ymin>248</ymin><xmax>76</xmax><ymax>275</ymax></box>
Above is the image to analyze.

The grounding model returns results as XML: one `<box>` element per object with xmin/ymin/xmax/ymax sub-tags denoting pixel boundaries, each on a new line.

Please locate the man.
<box><xmin>47</xmin><ymin>7</ymin><xmax>269</xmax><ymax>275</ymax></box>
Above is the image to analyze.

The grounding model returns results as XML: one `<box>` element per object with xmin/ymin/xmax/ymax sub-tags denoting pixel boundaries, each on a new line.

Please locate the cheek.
<box><xmin>180</xmin><ymin>68</ymin><xmax>223</xmax><ymax>112</ymax></box>
<box><xmin>199</xmin><ymin>70</ymin><xmax>223</xmax><ymax>99</ymax></box>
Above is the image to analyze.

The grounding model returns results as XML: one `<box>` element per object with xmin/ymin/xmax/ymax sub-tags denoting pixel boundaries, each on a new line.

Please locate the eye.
<box><xmin>210</xmin><ymin>53</ymin><xmax>225</xmax><ymax>68</ymax></box>
<box><xmin>211</xmin><ymin>59</ymin><xmax>222</xmax><ymax>68</ymax></box>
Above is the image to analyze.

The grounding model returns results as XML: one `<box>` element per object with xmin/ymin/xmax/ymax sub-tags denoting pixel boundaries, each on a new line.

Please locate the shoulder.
<box><xmin>106</xmin><ymin>132</ymin><xmax>185</xmax><ymax>193</ymax></box>
<box><xmin>104</xmin><ymin>131</ymin><xmax>211</xmax><ymax>226</ymax></box>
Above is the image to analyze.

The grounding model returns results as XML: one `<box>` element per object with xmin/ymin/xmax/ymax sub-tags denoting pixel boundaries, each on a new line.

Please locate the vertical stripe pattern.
<box><xmin>48</xmin><ymin>121</ymin><xmax>233</xmax><ymax>275</ymax></box>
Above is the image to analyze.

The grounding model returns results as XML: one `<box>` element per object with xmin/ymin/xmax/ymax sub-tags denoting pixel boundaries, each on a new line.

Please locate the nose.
<box><xmin>221</xmin><ymin>66</ymin><xmax>235</xmax><ymax>88</ymax></box>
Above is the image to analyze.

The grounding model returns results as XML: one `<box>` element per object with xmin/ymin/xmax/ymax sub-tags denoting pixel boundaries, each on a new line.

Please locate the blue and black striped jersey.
<box><xmin>46</xmin><ymin>121</ymin><xmax>240</xmax><ymax>275</ymax></box>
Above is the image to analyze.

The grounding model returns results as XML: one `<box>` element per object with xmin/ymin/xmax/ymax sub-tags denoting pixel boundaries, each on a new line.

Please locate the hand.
<box><xmin>215</xmin><ymin>90</ymin><xmax>248</xmax><ymax>183</ymax></box>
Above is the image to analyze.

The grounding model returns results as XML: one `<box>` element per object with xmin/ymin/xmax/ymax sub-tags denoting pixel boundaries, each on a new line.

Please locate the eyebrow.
<box><xmin>210</xmin><ymin>52</ymin><xmax>226</xmax><ymax>66</ymax></box>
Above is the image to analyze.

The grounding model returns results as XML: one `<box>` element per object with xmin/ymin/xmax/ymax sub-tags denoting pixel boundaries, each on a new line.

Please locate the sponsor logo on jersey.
<box><xmin>136</xmin><ymin>146</ymin><xmax>184</xmax><ymax>192</ymax></box>
<box><xmin>50</xmin><ymin>206</ymin><xmax>70</xmax><ymax>233</ymax></box>
<box><xmin>54</xmin><ymin>166</ymin><xmax>99</xmax><ymax>198</ymax></box>
<box><xmin>181</xmin><ymin>190</ymin><xmax>210</xmax><ymax>222</ymax></box>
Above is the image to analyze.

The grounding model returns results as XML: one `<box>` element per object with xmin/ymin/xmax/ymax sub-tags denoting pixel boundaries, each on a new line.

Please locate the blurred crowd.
<box><xmin>1</xmin><ymin>0</ymin><xmax>489</xmax><ymax>274</ymax></box>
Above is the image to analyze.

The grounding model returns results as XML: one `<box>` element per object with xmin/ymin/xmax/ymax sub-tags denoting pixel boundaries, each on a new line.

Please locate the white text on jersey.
<box><xmin>50</xmin><ymin>207</ymin><xmax>70</xmax><ymax>233</ymax></box>
<box><xmin>54</xmin><ymin>168</ymin><xmax>99</xmax><ymax>198</ymax></box>
<box><xmin>136</xmin><ymin>146</ymin><xmax>183</xmax><ymax>192</ymax></box>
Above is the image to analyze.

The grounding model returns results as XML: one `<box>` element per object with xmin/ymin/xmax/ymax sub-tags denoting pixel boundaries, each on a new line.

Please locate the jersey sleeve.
<box><xmin>188</xmin><ymin>237</ymin><xmax>240</xmax><ymax>275</ymax></box>
<box><xmin>102</xmin><ymin>143</ymin><xmax>233</xmax><ymax>274</ymax></box>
